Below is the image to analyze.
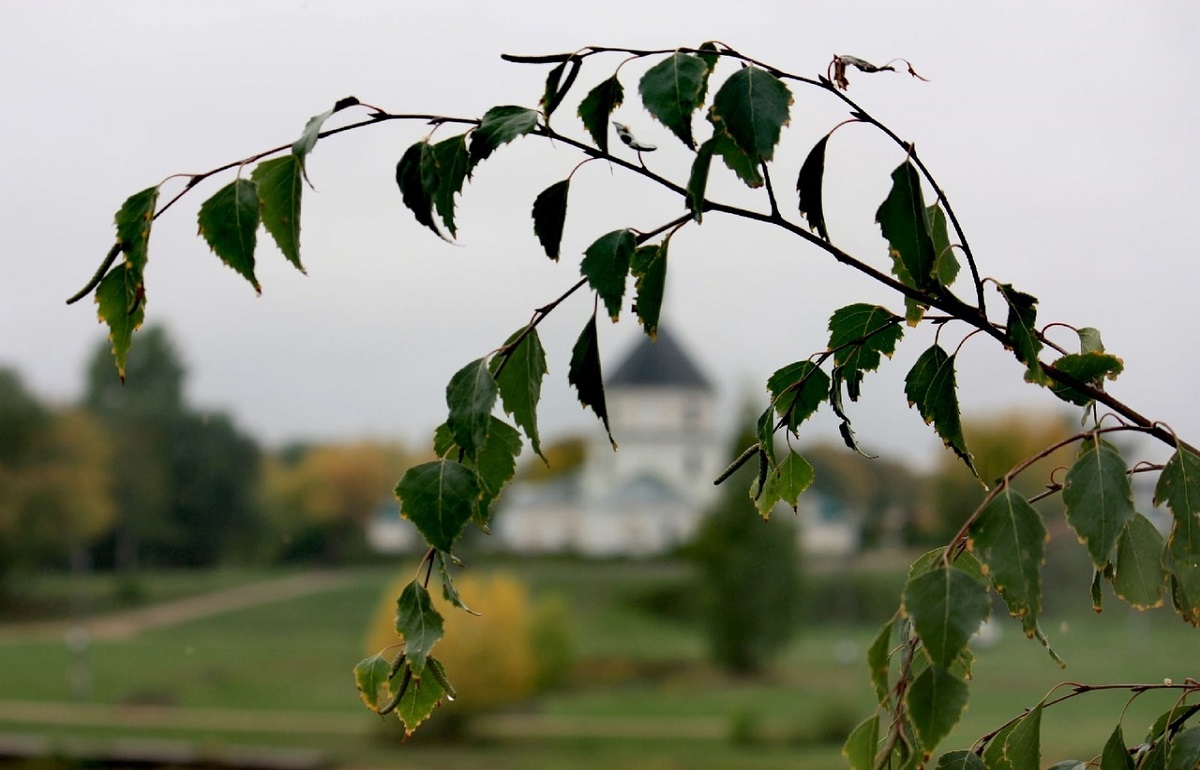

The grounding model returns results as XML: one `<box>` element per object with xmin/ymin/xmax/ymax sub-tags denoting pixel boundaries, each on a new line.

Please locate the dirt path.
<box><xmin>0</xmin><ymin>571</ymin><xmax>359</xmax><ymax>643</ymax></box>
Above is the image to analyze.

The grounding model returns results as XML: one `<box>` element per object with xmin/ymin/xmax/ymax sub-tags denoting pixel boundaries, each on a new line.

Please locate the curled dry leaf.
<box><xmin>829</xmin><ymin>55</ymin><xmax>928</xmax><ymax>91</ymax></box>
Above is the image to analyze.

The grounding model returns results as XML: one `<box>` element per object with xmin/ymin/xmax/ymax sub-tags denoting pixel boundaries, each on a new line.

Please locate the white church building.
<box><xmin>494</xmin><ymin>327</ymin><xmax>726</xmax><ymax>557</ymax></box>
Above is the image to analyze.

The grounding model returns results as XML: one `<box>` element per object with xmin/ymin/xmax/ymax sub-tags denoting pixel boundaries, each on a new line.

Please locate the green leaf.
<box><xmin>767</xmin><ymin>361</ymin><xmax>830</xmax><ymax>434</ymax></box>
<box><xmin>1154</xmin><ymin>447</ymin><xmax>1200</xmax><ymax>519</ymax></box>
<box><xmin>906</xmin><ymin>665</ymin><xmax>969</xmax><ymax>752</ymax></box>
<box><xmin>532</xmin><ymin>179</ymin><xmax>570</xmax><ymax>260</ymax></box>
<box><xmin>492</xmin><ymin>328</ymin><xmax>548</xmax><ymax>459</ymax></box>
<box><xmin>709</xmin><ymin>65</ymin><xmax>792</xmax><ymax>161</ymax></box>
<box><xmin>877</xmin><ymin>162</ymin><xmax>936</xmax><ymax>290</ymax></box>
<box><xmin>569</xmin><ymin>315</ymin><xmax>615</xmax><ymax>448</ymax></box>
<box><xmin>95</xmin><ymin>263</ymin><xmax>146</xmax><ymax>381</ymax></box>
<box><xmin>796</xmin><ymin>135</ymin><xmax>831</xmax><ymax>241</ymax></box>
<box><xmin>686</xmin><ymin>139</ymin><xmax>715</xmax><ymax>222</ymax></box>
<box><xmin>396</xmin><ymin>141</ymin><xmax>444</xmax><ymax>240</ymax></box>
<box><xmin>581</xmin><ymin>228</ymin><xmax>636</xmax><ymax>321</ymax></box>
<box><xmin>999</xmin><ymin>702</ymin><xmax>1042</xmax><ymax>770</ymax></box>
<box><xmin>474</xmin><ymin>416</ymin><xmax>522</xmax><ymax>512</ymax></box>
<box><xmin>395</xmin><ymin>460</ymin><xmax>481</xmax><ymax>552</ymax></box>
<box><xmin>902</xmin><ymin>566</ymin><xmax>991</xmax><ymax>669</ymax></box>
<box><xmin>423</xmin><ymin>134</ymin><xmax>470</xmax><ymax>237</ymax></box>
<box><xmin>867</xmin><ymin>618</ymin><xmax>895</xmax><ymax>703</ymax></box>
<box><xmin>445</xmin><ymin>358</ymin><xmax>498</xmax><ymax>461</ymax></box>
<box><xmin>982</xmin><ymin>722</ymin><xmax>1017</xmax><ymax>770</ymax></box>
<box><xmin>631</xmin><ymin>241</ymin><xmax>668</xmax><ymax>338</ymax></box>
<box><xmin>436</xmin><ymin>551</ymin><xmax>478</xmax><ymax>616</ymax></box>
<box><xmin>755</xmin><ymin>450</ymin><xmax>815</xmax><ymax>517</ymax></box>
<box><xmin>1048</xmin><ymin>352</ymin><xmax>1125</xmax><ymax>406</ymax></box>
<box><xmin>1101</xmin><ymin>724</ymin><xmax>1136</xmax><ymax>770</ymax></box>
<box><xmin>395</xmin><ymin>667</ymin><xmax>447</xmax><ymax>737</ymax></box>
<box><xmin>829</xmin><ymin>368</ymin><xmax>874</xmax><ymax>458</ymax></box>
<box><xmin>708</xmin><ymin>121</ymin><xmax>763</xmax><ymax>187</ymax></box>
<box><xmin>291</xmin><ymin>96</ymin><xmax>359</xmax><ymax>183</ymax></box>
<box><xmin>697</xmin><ymin>41</ymin><xmax>720</xmax><ymax>71</ymax></box>
<box><xmin>1169</xmin><ymin>727</ymin><xmax>1200</xmax><ymax>770</ymax></box>
<box><xmin>904</xmin><ymin>345</ymin><xmax>974</xmax><ymax>474</ymax></box>
<box><xmin>828</xmin><ymin>303</ymin><xmax>903</xmax><ymax>377</ymax></box>
<box><xmin>196</xmin><ymin>178</ymin><xmax>261</xmax><ymax>292</ymax></box>
<box><xmin>1141</xmin><ymin>741</ymin><xmax>1169</xmax><ymax>770</ymax></box>
<box><xmin>1092</xmin><ymin>567</ymin><xmax>1105</xmax><ymax>612</ymax></box>
<box><xmin>843</xmin><ymin>714</ymin><xmax>879</xmax><ymax>770</ymax></box>
<box><xmin>639</xmin><ymin>52</ymin><xmax>710</xmax><ymax>149</ymax></box>
<box><xmin>353</xmin><ymin>654</ymin><xmax>392</xmax><ymax>712</ymax></box>
<box><xmin>1166</xmin><ymin>532</ymin><xmax>1200</xmax><ymax>625</ymax></box>
<box><xmin>250</xmin><ymin>156</ymin><xmax>304</xmax><ymax>271</ymax></box>
<box><xmin>756</xmin><ymin>406</ymin><xmax>777</xmax><ymax>466</ymax></box>
<box><xmin>1078</xmin><ymin>327</ymin><xmax>1105</xmax><ymax>354</ymax></box>
<box><xmin>1063</xmin><ymin>439</ymin><xmax>1136</xmax><ymax>568</ymax></box>
<box><xmin>578</xmin><ymin>76</ymin><xmax>624</xmax><ymax>154</ymax></box>
<box><xmin>935</xmin><ymin>751</ymin><xmax>986</xmax><ymax>770</ymax></box>
<box><xmin>540</xmin><ymin>57</ymin><xmax>580</xmax><ymax>121</ymax></box>
<box><xmin>996</xmin><ymin>283</ymin><xmax>1046</xmax><ymax>383</ymax></box>
<box><xmin>114</xmin><ymin>186</ymin><xmax>159</xmax><ymax>271</ymax></box>
<box><xmin>968</xmin><ymin>488</ymin><xmax>1047</xmax><ymax>637</ymax></box>
<box><xmin>1159</xmin><ymin>451</ymin><xmax>1200</xmax><ymax>622</ymax></box>
<box><xmin>394</xmin><ymin>580</ymin><xmax>444</xmax><ymax>675</ymax></box>
<box><xmin>927</xmin><ymin>204</ymin><xmax>960</xmax><ymax>287</ymax></box>
<box><xmin>469</xmin><ymin>105</ymin><xmax>539</xmax><ymax>167</ymax></box>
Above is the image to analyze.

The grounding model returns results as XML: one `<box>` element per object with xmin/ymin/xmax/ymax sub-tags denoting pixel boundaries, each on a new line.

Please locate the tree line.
<box><xmin>0</xmin><ymin>325</ymin><xmax>417</xmax><ymax>596</ymax></box>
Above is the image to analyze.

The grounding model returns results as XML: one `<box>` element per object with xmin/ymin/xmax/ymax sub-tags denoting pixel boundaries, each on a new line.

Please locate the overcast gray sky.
<box><xmin>2</xmin><ymin>1</ymin><xmax>1197</xmax><ymax>469</ymax></box>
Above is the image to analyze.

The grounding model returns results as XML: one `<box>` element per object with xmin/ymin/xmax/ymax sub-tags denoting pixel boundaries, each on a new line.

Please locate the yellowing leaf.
<box><xmin>95</xmin><ymin>262</ymin><xmax>146</xmax><ymax>381</ymax></box>
<box><xmin>353</xmin><ymin>654</ymin><xmax>392</xmax><ymax>712</ymax></box>
<box><xmin>968</xmin><ymin>489</ymin><xmax>1047</xmax><ymax>637</ymax></box>
<box><xmin>1062</xmin><ymin>439</ymin><xmax>1136</xmax><ymax>568</ymax></box>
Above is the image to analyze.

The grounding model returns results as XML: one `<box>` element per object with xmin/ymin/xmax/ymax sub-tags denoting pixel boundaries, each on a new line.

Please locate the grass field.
<box><xmin>0</xmin><ymin>558</ymin><xmax>1196</xmax><ymax>769</ymax></box>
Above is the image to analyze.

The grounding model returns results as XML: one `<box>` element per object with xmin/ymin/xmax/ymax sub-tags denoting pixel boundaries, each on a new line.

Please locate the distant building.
<box><xmin>494</xmin><ymin>327</ymin><xmax>861</xmax><ymax>558</ymax></box>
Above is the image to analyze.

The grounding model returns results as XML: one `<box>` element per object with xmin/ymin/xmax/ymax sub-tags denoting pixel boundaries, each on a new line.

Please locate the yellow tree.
<box><xmin>263</xmin><ymin>441</ymin><xmax>414</xmax><ymax>563</ymax></box>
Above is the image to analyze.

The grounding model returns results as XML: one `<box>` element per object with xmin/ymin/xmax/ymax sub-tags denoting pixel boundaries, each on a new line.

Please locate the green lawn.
<box><xmin>0</xmin><ymin>559</ymin><xmax>1196</xmax><ymax>769</ymax></box>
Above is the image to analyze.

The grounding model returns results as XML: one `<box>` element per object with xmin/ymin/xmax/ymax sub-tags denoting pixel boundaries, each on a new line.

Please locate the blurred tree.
<box><xmin>689</xmin><ymin>423</ymin><xmax>802</xmax><ymax>675</ymax></box>
<box><xmin>162</xmin><ymin>413</ymin><xmax>261</xmax><ymax>566</ymax></box>
<box><xmin>84</xmin><ymin>326</ymin><xmax>262</xmax><ymax>568</ymax></box>
<box><xmin>263</xmin><ymin>441</ymin><xmax>411</xmax><ymax>563</ymax></box>
<box><xmin>515</xmin><ymin>435</ymin><xmax>586</xmax><ymax>482</ymax></box>
<box><xmin>0</xmin><ymin>370</ymin><xmax>116</xmax><ymax>586</ymax></box>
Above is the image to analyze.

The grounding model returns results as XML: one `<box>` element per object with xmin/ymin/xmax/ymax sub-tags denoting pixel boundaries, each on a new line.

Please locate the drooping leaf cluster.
<box><xmin>73</xmin><ymin>42</ymin><xmax>1200</xmax><ymax>753</ymax></box>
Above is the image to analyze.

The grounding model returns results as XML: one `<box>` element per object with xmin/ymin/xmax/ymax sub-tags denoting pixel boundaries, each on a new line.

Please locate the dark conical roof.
<box><xmin>607</xmin><ymin>327</ymin><xmax>713</xmax><ymax>391</ymax></box>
